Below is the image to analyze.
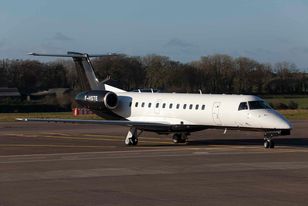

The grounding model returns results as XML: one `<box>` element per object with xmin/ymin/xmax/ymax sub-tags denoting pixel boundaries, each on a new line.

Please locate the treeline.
<box><xmin>0</xmin><ymin>54</ymin><xmax>308</xmax><ymax>95</ymax></box>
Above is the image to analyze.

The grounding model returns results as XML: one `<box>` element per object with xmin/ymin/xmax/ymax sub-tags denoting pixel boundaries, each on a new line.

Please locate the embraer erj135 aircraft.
<box><xmin>17</xmin><ymin>52</ymin><xmax>292</xmax><ymax>149</ymax></box>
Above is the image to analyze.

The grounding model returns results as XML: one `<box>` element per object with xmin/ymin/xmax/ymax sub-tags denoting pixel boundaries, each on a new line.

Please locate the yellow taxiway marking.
<box><xmin>36</xmin><ymin>132</ymin><xmax>163</xmax><ymax>141</ymax></box>
<box><xmin>84</xmin><ymin>134</ymin><xmax>162</xmax><ymax>141</ymax></box>
<box><xmin>6</xmin><ymin>133</ymin><xmax>174</xmax><ymax>145</ymax></box>
<box><xmin>0</xmin><ymin>144</ymin><xmax>115</xmax><ymax>148</ymax></box>
<box><xmin>38</xmin><ymin>132</ymin><xmax>72</xmax><ymax>136</ymax></box>
<box><xmin>7</xmin><ymin>132</ymin><xmax>163</xmax><ymax>141</ymax></box>
<box><xmin>0</xmin><ymin>147</ymin><xmax>203</xmax><ymax>158</ymax></box>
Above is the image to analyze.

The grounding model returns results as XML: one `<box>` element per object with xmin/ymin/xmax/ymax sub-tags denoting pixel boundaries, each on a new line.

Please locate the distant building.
<box><xmin>29</xmin><ymin>88</ymin><xmax>71</xmax><ymax>101</ymax></box>
<box><xmin>0</xmin><ymin>87</ymin><xmax>21</xmax><ymax>99</ymax></box>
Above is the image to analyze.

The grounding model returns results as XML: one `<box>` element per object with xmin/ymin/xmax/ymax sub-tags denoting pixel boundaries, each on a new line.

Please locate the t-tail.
<box><xmin>28</xmin><ymin>51</ymin><xmax>125</xmax><ymax>92</ymax></box>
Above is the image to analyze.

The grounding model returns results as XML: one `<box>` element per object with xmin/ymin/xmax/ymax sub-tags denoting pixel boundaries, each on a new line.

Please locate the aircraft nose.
<box><xmin>261</xmin><ymin>111</ymin><xmax>292</xmax><ymax>130</ymax></box>
<box><xmin>277</xmin><ymin>117</ymin><xmax>292</xmax><ymax>129</ymax></box>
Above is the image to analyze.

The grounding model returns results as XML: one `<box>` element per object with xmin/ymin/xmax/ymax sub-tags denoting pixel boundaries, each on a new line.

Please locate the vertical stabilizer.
<box><xmin>67</xmin><ymin>52</ymin><xmax>101</xmax><ymax>90</ymax></box>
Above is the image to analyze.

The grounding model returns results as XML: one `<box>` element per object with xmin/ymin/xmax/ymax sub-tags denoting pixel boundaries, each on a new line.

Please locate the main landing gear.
<box><xmin>125</xmin><ymin>127</ymin><xmax>142</xmax><ymax>146</ymax></box>
<box><xmin>172</xmin><ymin>133</ymin><xmax>189</xmax><ymax>144</ymax></box>
<box><xmin>264</xmin><ymin>131</ymin><xmax>280</xmax><ymax>149</ymax></box>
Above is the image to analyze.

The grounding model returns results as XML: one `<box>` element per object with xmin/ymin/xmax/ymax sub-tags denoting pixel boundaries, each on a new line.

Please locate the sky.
<box><xmin>0</xmin><ymin>0</ymin><xmax>308</xmax><ymax>69</ymax></box>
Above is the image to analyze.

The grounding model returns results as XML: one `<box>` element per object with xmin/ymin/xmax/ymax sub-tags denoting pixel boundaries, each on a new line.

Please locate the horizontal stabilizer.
<box><xmin>28</xmin><ymin>52</ymin><xmax>118</xmax><ymax>58</ymax></box>
<box><xmin>28</xmin><ymin>51</ymin><xmax>126</xmax><ymax>91</ymax></box>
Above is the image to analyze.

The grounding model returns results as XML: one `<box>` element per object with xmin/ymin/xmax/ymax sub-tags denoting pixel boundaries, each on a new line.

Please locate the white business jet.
<box><xmin>17</xmin><ymin>52</ymin><xmax>292</xmax><ymax>148</ymax></box>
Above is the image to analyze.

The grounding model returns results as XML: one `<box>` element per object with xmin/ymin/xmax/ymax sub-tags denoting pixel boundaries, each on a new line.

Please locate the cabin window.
<box><xmin>162</xmin><ymin>103</ymin><xmax>166</xmax><ymax>108</ymax></box>
<box><xmin>176</xmin><ymin>104</ymin><xmax>180</xmax><ymax>109</ymax></box>
<box><xmin>201</xmin><ymin>105</ymin><xmax>205</xmax><ymax>110</ymax></box>
<box><xmin>148</xmin><ymin>103</ymin><xmax>152</xmax><ymax>108</ymax></box>
<box><xmin>169</xmin><ymin>103</ymin><xmax>173</xmax><ymax>109</ymax></box>
<box><xmin>195</xmin><ymin>104</ymin><xmax>199</xmax><ymax>110</ymax></box>
<box><xmin>141</xmin><ymin>102</ymin><xmax>145</xmax><ymax>107</ymax></box>
<box><xmin>156</xmin><ymin>103</ymin><xmax>159</xmax><ymax>108</ymax></box>
<box><xmin>129</xmin><ymin>102</ymin><xmax>132</xmax><ymax>107</ymax></box>
<box><xmin>183</xmin><ymin>104</ymin><xmax>187</xmax><ymax>109</ymax></box>
<box><xmin>189</xmin><ymin>104</ymin><xmax>193</xmax><ymax>109</ymax></box>
<box><xmin>135</xmin><ymin>102</ymin><xmax>138</xmax><ymax>107</ymax></box>
<box><xmin>238</xmin><ymin>102</ymin><xmax>248</xmax><ymax>110</ymax></box>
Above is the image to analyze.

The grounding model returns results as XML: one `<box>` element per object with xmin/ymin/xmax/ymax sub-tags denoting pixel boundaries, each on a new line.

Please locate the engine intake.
<box><xmin>75</xmin><ymin>90</ymin><xmax>118</xmax><ymax>110</ymax></box>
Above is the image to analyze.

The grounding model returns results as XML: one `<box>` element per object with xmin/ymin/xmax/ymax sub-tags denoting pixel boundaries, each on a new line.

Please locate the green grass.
<box><xmin>278</xmin><ymin>110</ymin><xmax>308</xmax><ymax>120</ymax></box>
<box><xmin>0</xmin><ymin>112</ymin><xmax>101</xmax><ymax>122</ymax></box>
<box><xmin>264</xmin><ymin>96</ymin><xmax>308</xmax><ymax>109</ymax></box>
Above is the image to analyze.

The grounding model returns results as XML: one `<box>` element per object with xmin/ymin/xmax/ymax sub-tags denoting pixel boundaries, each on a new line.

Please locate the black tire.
<box><xmin>125</xmin><ymin>137</ymin><xmax>138</xmax><ymax>146</ymax></box>
<box><xmin>172</xmin><ymin>134</ymin><xmax>180</xmax><ymax>143</ymax></box>
<box><xmin>129</xmin><ymin>138</ymin><xmax>138</xmax><ymax>146</ymax></box>
<box><xmin>172</xmin><ymin>138</ymin><xmax>179</xmax><ymax>143</ymax></box>
<box><xmin>270</xmin><ymin>141</ymin><xmax>275</xmax><ymax>148</ymax></box>
<box><xmin>172</xmin><ymin>133</ymin><xmax>188</xmax><ymax>144</ymax></box>
<box><xmin>264</xmin><ymin>140</ymin><xmax>270</xmax><ymax>149</ymax></box>
<box><xmin>132</xmin><ymin>138</ymin><xmax>138</xmax><ymax>145</ymax></box>
<box><xmin>179</xmin><ymin>138</ymin><xmax>187</xmax><ymax>143</ymax></box>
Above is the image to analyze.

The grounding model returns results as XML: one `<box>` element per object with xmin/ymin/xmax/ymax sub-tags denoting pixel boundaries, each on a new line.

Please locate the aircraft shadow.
<box><xmin>188</xmin><ymin>138</ymin><xmax>308</xmax><ymax>148</ymax></box>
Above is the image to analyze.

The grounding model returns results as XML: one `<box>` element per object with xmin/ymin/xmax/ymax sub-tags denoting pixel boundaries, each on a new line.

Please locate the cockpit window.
<box><xmin>238</xmin><ymin>102</ymin><xmax>248</xmax><ymax>110</ymax></box>
<box><xmin>248</xmin><ymin>101</ymin><xmax>271</xmax><ymax>110</ymax></box>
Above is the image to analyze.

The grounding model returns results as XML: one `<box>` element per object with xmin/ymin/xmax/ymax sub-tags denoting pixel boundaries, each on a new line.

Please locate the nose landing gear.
<box><xmin>264</xmin><ymin>138</ymin><xmax>275</xmax><ymax>149</ymax></box>
<box><xmin>264</xmin><ymin>131</ymin><xmax>280</xmax><ymax>149</ymax></box>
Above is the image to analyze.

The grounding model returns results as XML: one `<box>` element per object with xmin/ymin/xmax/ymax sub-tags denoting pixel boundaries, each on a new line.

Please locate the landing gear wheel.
<box><xmin>264</xmin><ymin>140</ymin><xmax>270</xmax><ymax>148</ymax></box>
<box><xmin>270</xmin><ymin>140</ymin><xmax>275</xmax><ymax>148</ymax></box>
<box><xmin>264</xmin><ymin>139</ymin><xmax>275</xmax><ymax>149</ymax></box>
<box><xmin>172</xmin><ymin>133</ymin><xmax>187</xmax><ymax>144</ymax></box>
<box><xmin>172</xmin><ymin>134</ymin><xmax>179</xmax><ymax>143</ymax></box>
<box><xmin>125</xmin><ymin>137</ymin><xmax>138</xmax><ymax>146</ymax></box>
<box><xmin>125</xmin><ymin>127</ymin><xmax>139</xmax><ymax>146</ymax></box>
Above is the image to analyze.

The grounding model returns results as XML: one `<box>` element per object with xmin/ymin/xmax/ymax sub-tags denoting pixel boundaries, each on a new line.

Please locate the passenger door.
<box><xmin>237</xmin><ymin>102</ymin><xmax>250</xmax><ymax>127</ymax></box>
<box><xmin>212</xmin><ymin>102</ymin><xmax>222</xmax><ymax>125</ymax></box>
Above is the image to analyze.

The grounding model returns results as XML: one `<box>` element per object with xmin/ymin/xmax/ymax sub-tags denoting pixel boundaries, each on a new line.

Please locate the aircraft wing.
<box><xmin>16</xmin><ymin>118</ymin><xmax>171</xmax><ymax>129</ymax></box>
<box><xmin>16</xmin><ymin>118</ymin><xmax>209</xmax><ymax>133</ymax></box>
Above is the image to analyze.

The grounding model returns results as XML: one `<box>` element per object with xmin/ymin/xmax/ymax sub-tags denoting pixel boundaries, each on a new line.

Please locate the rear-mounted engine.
<box><xmin>75</xmin><ymin>90</ymin><xmax>118</xmax><ymax>110</ymax></box>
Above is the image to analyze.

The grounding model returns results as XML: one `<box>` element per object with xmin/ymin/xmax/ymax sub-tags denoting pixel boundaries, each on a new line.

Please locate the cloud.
<box><xmin>51</xmin><ymin>32</ymin><xmax>73</xmax><ymax>41</ymax></box>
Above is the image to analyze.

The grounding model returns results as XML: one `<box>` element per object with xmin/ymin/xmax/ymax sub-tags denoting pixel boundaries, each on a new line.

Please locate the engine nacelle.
<box><xmin>75</xmin><ymin>90</ymin><xmax>118</xmax><ymax>110</ymax></box>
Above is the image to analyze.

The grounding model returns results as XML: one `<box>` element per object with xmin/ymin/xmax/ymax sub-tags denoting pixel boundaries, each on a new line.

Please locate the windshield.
<box><xmin>248</xmin><ymin>101</ymin><xmax>271</xmax><ymax>110</ymax></box>
<box><xmin>238</xmin><ymin>102</ymin><xmax>248</xmax><ymax>110</ymax></box>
